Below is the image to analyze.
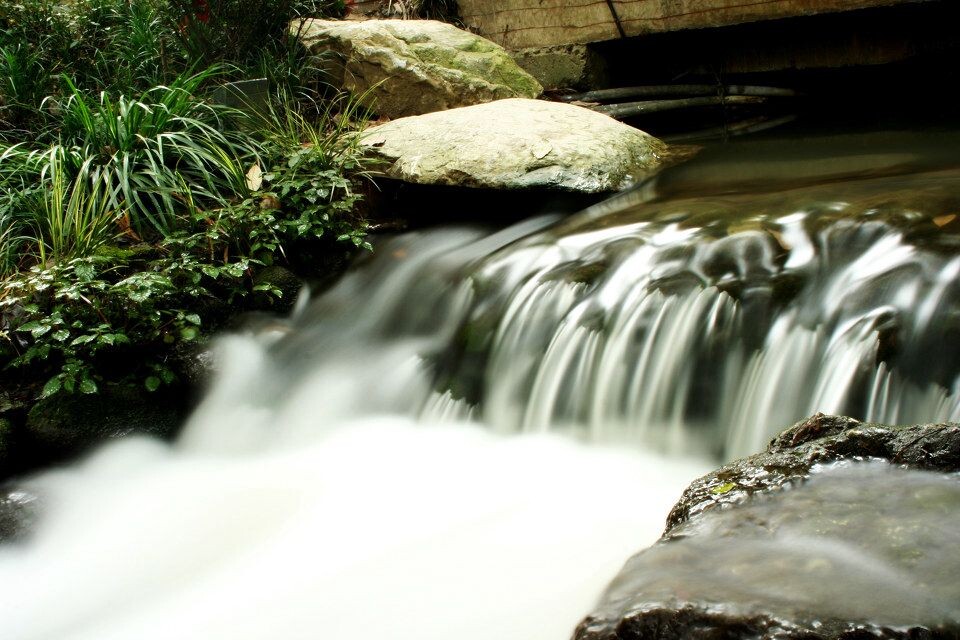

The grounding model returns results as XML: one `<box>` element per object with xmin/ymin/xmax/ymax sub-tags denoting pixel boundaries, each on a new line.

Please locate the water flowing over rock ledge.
<box><xmin>576</xmin><ymin>413</ymin><xmax>960</xmax><ymax>640</ymax></box>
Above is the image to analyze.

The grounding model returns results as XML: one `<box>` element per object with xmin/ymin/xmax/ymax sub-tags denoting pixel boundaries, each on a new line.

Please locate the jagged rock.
<box><xmin>576</xmin><ymin>414</ymin><xmax>960</xmax><ymax>640</ymax></box>
<box><xmin>291</xmin><ymin>18</ymin><xmax>541</xmax><ymax>118</ymax></box>
<box><xmin>361</xmin><ymin>98</ymin><xmax>669</xmax><ymax>192</ymax></box>
<box><xmin>667</xmin><ymin>413</ymin><xmax>960</xmax><ymax>531</ymax></box>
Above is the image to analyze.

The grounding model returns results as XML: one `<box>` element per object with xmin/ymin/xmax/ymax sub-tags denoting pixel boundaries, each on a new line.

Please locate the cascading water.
<box><xmin>0</xmin><ymin>222</ymin><xmax>711</xmax><ymax>640</ymax></box>
<box><xmin>423</xmin><ymin>168</ymin><xmax>960</xmax><ymax>459</ymax></box>
<box><xmin>2</xmin><ymin>137</ymin><xmax>960</xmax><ymax>637</ymax></box>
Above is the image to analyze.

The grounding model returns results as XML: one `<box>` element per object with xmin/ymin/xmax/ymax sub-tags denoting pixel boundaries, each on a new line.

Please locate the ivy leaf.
<box><xmin>144</xmin><ymin>376</ymin><xmax>161</xmax><ymax>392</ymax></box>
<box><xmin>79</xmin><ymin>378</ymin><xmax>98</xmax><ymax>394</ymax></box>
<box><xmin>128</xmin><ymin>289</ymin><xmax>151</xmax><ymax>303</ymax></box>
<box><xmin>18</xmin><ymin>320</ymin><xmax>44</xmax><ymax>334</ymax></box>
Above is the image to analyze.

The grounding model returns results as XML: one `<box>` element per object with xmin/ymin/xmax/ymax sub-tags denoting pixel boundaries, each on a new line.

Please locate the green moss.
<box><xmin>409</xmin><ymin>41</ymin><xmax>541</xmax><ymax>97</ymax></box>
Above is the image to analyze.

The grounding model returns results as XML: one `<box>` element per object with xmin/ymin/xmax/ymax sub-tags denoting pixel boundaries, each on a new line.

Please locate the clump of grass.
<box><xmin>3</xmin><ymin>69</ymin><xmax>260</xmax><ymax>239</ymax></box>
<box><xmin>54</xmin><ymin>70</ymin><xmax>258</xmax><ymax>236</ymax></box>
<box><xmin>36</xmin><ymin>151</ymin><xmax>119</xmax><ymax>266</ymax></box>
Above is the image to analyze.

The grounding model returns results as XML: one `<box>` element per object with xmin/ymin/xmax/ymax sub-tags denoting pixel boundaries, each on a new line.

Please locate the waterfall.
<box><xmin>2</xmin><ymin>163</ymin><xmax>960</xmax><ymax>638</ymax></box>
<box><xmin>427</xmin><ymin>170</ymin><xmax>960</xmax><ymax>458</ymax></box>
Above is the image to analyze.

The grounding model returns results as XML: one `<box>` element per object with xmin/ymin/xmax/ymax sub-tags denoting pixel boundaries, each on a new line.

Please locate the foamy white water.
<box><xmin>4</xmin><ymin>165</ymin><xmax>960</xmax><ymax>638</ymax></box>
<box><xmin>0</xmin><ymin>224</ymin><xmax>709</xmax><ymax>640</ymax></box>
<box><xmin>0</xmin><ymin>363</ymin><xmax>706</xmax><ymax>639</ymax></box>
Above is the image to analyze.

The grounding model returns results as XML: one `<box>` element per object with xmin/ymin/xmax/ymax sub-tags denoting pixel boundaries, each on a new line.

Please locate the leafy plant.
<box><xmin>249</xmin><ymin>91</ymin><xmax>373</xmax><ymax>252</ymax></box>
<box><xmin>2</xmin><ymin>69</ymin><xmax>260</xmax><ymax>238</ymax></box>
<box><xmin>0</xmin><ymin>0</ymin><xmax>375</xmax><ymax>400</ymax></box>
<box><xmin>35</xmin><ymin>150</ymin><xmax>119</xmax><ymax>266</ymax></box>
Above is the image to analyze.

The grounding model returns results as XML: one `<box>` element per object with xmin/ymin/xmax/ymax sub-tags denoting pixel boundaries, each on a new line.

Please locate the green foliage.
<box><xmin>169</xmin><ymin>0</ymin><xmax>347</xmax><ymax>68</ymax></box>
<box><xmin>0</xmin><ymin>0</ymin><xmax>187</xmax><ymax>133</ymax></box>
<box><xmin>1</xmin><ymin>210</ymin><xmax>260</xmax><ymax>395</ymax></box>
<box><xmin>35</xmin><ymin>151</ymin><xmax>119</xmax><ymax>266</ymax></box>
<box><xmin>0</xmin><ymin>0</ymin><xmax>374</xmax><ymax>399</ymax></box>
<box><xmin>1</xmin><ymin>69</ymin><xmax>260</xmax><ymax>241</ymax></box>
<box><xmin>251</xmin><ymin>93</ymin><xmax>373</xmax><ymax>252</ymax></box>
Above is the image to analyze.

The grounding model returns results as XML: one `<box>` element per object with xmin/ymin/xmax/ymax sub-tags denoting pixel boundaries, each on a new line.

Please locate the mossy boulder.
<box><xmin>292</xmin><ymin>18</ymin><xmax>542</xmax><ymax>118</ymax></box>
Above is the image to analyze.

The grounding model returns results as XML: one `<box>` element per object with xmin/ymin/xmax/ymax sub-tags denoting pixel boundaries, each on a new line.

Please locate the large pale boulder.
<box><xmin>292</xmin><ymin>19</ymin><xmax>542</xmax><ymax>118</ymax></box>
<box><xmin>361</xmin><ymin>98</ymin><xmax>668</xmax><ymax>193</ymax></box>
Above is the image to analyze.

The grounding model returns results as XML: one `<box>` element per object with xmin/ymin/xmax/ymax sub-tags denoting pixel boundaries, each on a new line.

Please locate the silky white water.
<box><xmin>0</xmin><ymin>224</ymin><xmax>709</xmax><ymax>640</ymax></box>
<box><xmin>3</xmin><ymin>165</ymin><xmax>960</xmax><ymax>638</ymax></box>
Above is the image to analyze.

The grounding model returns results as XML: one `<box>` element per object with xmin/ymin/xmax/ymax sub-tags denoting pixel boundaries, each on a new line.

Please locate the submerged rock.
<box><xmin>292</xmin><ymin>18</ymin><xmax>541</xmax><ymax>118</ymax></box>
<box><xmin>577</xmin><ymin>414</ymin><xmax>960</xmax><ymax>640</ymax></box>
<box><xmin>0</xmin><ymin>485</ymin><xmax>39</xmax><ymax>543</ymax></box>
<box><xmin>362</xmin><ymin>98</ymin><xmax>669</xmax><ymax>193</ymax></box>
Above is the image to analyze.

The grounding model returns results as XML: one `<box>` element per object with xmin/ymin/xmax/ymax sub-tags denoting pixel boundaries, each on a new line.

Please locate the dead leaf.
<box><xmin>116</xmin><ymin>213</ymin><xmax>141</xmax><ymax>242</ymax></box>
<box><xmin>933</xmin><ymin>214</ymin><xmax>956</xmax><ymax>228</ymax></box>
<box><xmin>245</xmin><ymin>163</ymin><xmax>263</xmax><ymax>191</ymax></box>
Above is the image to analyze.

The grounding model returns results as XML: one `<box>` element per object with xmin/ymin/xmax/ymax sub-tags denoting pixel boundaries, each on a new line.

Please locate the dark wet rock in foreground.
<box><xmin>576</xmin><ymin>414</ymin><xmax>960</xmax><ymax>640</ymax></box>
<box><xmin>0</xmin><ymin>485</ymin><xmax>39</xmax><ymax>542</ymax></box>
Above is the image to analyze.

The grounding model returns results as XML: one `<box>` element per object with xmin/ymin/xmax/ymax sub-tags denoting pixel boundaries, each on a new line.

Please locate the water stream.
<box><xmin>2</xmin><ymin>132</ymin><xmax>960</xmax><ymax>636</ymax></box>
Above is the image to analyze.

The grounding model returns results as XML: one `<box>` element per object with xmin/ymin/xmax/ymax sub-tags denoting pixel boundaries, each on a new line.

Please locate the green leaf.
<box><xmin>185</xmin><ymin>314</ymin><xmax>202</xmax><ymax>326</ymax></box>
<box><xmin>74</xmin><ymin>262</ymin><xmax>96</xmax><ymax>282</ymax></box>
<box><xmin>79</xmin><ymin>378</ymin><xmax>98</xmax><ymax>394</ymax></box>
<box><xmin>41</xmin><ymin>377</ymin><xmax>63</xmax><ymax>398</ymax></box>
<box><xmin>180</xmin><ymin>326</ymin><xmax>198</xmax><ymax>341</ymax></box>
<box><xmin>17</xmin><ymin>320</ymin><xmax>44</xmax><ymax>333</ymax></box>
<box><xmin>144</xmin><ymin>376</ymin><xmax>161</xmax><ymax>392</ymax></box>
<box><xmin>128</xmin><ymin>289</ymin><xmax>151</xmax><ymax>303</ymax></box>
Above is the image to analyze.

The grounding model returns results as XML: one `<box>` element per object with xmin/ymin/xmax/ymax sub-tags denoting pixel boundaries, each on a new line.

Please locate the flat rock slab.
<box><xmin>292</xmin><ymin>19</ymin><xmax>542</xmax><ymax>118</ymax></box>
<box><xmin>361</xmin><ymin>98</ymin><xmax>669</xmax><ymax>193</ymax></box>
<box><xmin>576</xmin><ymin>414</ymin><xmax>960</xmax><ymax>640</ymax></box>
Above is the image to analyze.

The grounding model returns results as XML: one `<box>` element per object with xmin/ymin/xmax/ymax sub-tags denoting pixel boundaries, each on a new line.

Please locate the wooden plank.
<box><xmin>458</xmin><ymin>0</ymin><xmax>933</xmax><ymax>49</ymax></box>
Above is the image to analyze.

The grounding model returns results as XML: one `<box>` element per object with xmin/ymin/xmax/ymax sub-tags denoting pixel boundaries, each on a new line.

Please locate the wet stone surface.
<box><xmin>577</xmin><ymin>414</ymin><xmax>960</xmax><ymax>640</ymax></box>
<box><xmin>0</xmin><ymin>485</ymin><xmax>39</xmax><ymax>543</ymax></box>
